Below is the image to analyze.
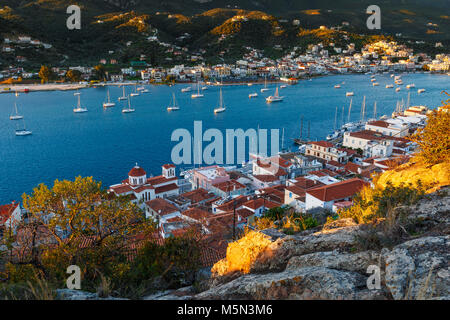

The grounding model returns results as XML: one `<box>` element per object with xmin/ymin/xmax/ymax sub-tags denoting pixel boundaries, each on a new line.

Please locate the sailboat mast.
<box><xmin>347</xmin><ymin>98</ymin><xmax>353</xmax><ymax>123</ymax></box>
<box><xmin>334</xmin><ymin>106</ymin><xmax>338</xmax><ymax>131</ymax></box>
<box><xmin>307</xmin><ymin>120</ymin><xmax>310</xmax><ymax>141</ymax></box>
<box><xmin>373</xmin><ymin>102</ymin><xmax>377</xmax><ymax>119</ymax></box>
<box><xmin>341</xmin><ymin>106</ymin><xmax>345</xmax><ymax>128</ymax></box>
<box><xmin>361</xmin><ymin>96</ymin><xmax>366</xmax><ymax>123</ymax></box>
<box><xmin>300</xmin><ymin>115</ymin><xmax>303</xmax><ymax>140</ymax></box>
<box><xmin>407</xmin><ymin>92</ymin><xmax>410</xmax><ymax>109</ymax></box>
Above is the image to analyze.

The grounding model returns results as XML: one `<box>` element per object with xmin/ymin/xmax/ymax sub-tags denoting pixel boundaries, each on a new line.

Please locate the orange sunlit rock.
<box><xmin>211</xmin><ymin>231</ymin><xmax>273</xmax><ymax>276</ymax></box>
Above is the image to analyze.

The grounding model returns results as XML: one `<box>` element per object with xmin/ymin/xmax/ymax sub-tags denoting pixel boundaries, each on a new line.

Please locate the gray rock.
<box><xmin>382</xmin><ymin>236</ymin><xmax>449</xmax><ymax>300</ymax></box>
<box><xmin>56</xmin><ymin>289</ymin><xmax>127</xmax><ymax>300</ymax></box>
<box><xmin>195</xmin><ymin>266</ymin><xmax>385</xmax><ymax>300</ymax></box>
<box><xmin>251</xmin><ymin>224</ymin><xmax>364</xmax><ymax>273</ymax></box>
<box><xmin>286</xmin><ymin>250</ymin><xmax>380</xmax><ymax>275</ymax></box>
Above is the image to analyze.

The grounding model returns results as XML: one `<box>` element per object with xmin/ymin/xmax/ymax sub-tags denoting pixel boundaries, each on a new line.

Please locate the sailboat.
<box><xmin>191</xmin><ymin>82</ymin><xmax>204</xmax><ymax>98</ymax></box>
<box><xmin>118</xmin><ymin>86</ymin><xmax>127</xmax><ymax>101</ymax></box>
<box><xmin>181</xmin><ymin>86</ymin><xmax>192</xmax><ymax>92</ymax></box>
<box><xmin>326</xmin><ymin>106</ymin><xmax>340</xmax><ymax>140</ymax></box>
<box><xmin>249</xmin><ymin>92</ymin><xmax>258</xmax><ymax>98</ymax></box>
<box><xmin>260</xmin><ymin>75</ymin><xmax>269</xmax><ymax>92</ymax></box>
<box><xmin>103</xmin><ymin>88</ymin><xmax>115</xmax><ymax>108</ymax></box>
<box><xmin>122</xmin><ymin>95</ymin><xmax>135</xmax><ymax>113</ymax></box>
<box><xmin>73</xmin><ymin>93</ymin><xmax>88</xmax><ymax>113</ymax></box>
<box><xmin>266</xmin><ymin>86</ymin><xmax>284</xmax><ymax>103</ymax></box>
<box><xmin>214</xmin><ymin>88</ymin><xmax>226</xmax><ymax>113</ymax></box>
<box><xmin>15</xmin><ymin>118</ymin><xmax>32</xmax><ymax>136</ymax></box>
<box><xmin>130</xmin><ymin>84</ymin><xmax>140</xmax><ymax>97</ymax></box>
<box><xmin>10</xmin><ymin>93</ymin><xmax>23</xmax><ymax>120</ymax></box>
<box><xmin>167</xmin><ymin>93</ymin><xmax>180</xmax><ymax>111</ymax></box>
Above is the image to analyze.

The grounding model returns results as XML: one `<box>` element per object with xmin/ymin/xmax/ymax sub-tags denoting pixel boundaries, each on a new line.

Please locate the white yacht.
<box><xmin>249</xmin><ymin>93</ymin><xmax>258</xmax><ymax>98</ymax></box>
<box><xmin>191</xmin><ymin>82</ymin><xmax>204</xmax><ymax>99</ymax></box>
<box><xmin>406</xmin><ymin>84</ymin><xmax>415</xmax><ymax>89</ymax></box>
<box><xmin>417</xmin><ymin>88</ymin><xmax>426</xmax><ymax>93</ymax></box>
<box><xmin>346</xmin><ymin>92</ymin><xmax>354</xmax><ymax>96</ymax></box>
<box><xmin>266</xmin><ymin>87</ymin><xmax>284</xmax><ymax>103</ymax></box>
<box><xmin>130</xmin><ymin>84</ymin><xmax>140</xmax><ymax>97</ymax></box>
<box><xmin>214</xmin><ymin>88</ymin><xmax>226</xmax><ymax>113</ymax></box>
<box><xmin>73</xmin><ymin>94</ymin><xmax>88</xmax><ymax>113</ymax></box>
<box><xmin>167</xmin><ymin>93</ymin><xmax>180</xmax><ymax>111</ymax></box>
<box><xmin>181</xmin><ymin>87</ymin><xmax>192</xmax><ymax>92</ymax></box>
<box><xmin>103</xmin><ymin>88</ymin><xmax>115</xmax><ymax>108</ymax></box>
<box><xmin>372</xmin><ymin>82</ymin><xmax>379</xmax><ymax>86</ymax></box>
<box><xmin>10</xmin><ymin>93</ymin><xmax>23</xmax><ymax>120</ymax></box>
<box><xmin>15</xmin><ymin>119</ymin><xmax>32</xmax><ymax>136</ymax></box>
<box><xmin>118</xmin><ymin>86</ymin><xmax>127</xmax><ymax>101</ymax></box>
<box><xmin>396</xmin><ymin>87</ymin><xmax>401</xmax><ymax>92</ymax></box>
<box><xmin>386</xmin><ymin>84</ymin><xmax>394</xmax><ymax>88</ymax></box>
<box><xmin>201</xmin><ymin>86</ymin><xmax>208</xmax><ymax>91</ymax></box>
<box><xmin>122</xmin><ymin>96</ymin><xmax>135</xmax><ymax>113</ymax></box>
<box><xmin>260</xmin><ymin>76</ymin><xmax>269</xmax><ymax>92</ymax></box>
<box><xmin>280</xmin><ymin>85</ymin><xmax>287</xmax><ymax>89</ymax></box>
<box><xmin>334</xmin><ymin>84</ymin><xmax>341</xmax><ymax>88</ymax></box>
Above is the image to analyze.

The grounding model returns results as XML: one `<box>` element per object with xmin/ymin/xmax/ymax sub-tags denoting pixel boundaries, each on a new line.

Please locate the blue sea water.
<box><xmin>0</xmin><ymin>73</ymin><xmax>448</xmax><ymax>202</ymax></box>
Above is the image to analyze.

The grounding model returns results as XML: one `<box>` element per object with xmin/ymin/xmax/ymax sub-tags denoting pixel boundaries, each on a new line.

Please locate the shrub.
<box><xmin>340</xmin><ymin>182</ymin><xmax>425</xmax><ymax>224</ymax></box>
<box><xmin>409</xmin><ymin>97</ymin><xmax>450</xmax><ymax>166</ymax></box>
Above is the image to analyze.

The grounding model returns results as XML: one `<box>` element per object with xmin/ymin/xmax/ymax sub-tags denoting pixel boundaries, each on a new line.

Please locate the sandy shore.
<box><xmin>0</xmin><ymin>79</ymin><xmax>298</xmax><ymax>93</ymax></box>
<box><xmin>0</xmin><ymin>83</ymin><xmax>88</xmax><ymax>93</ymax></box>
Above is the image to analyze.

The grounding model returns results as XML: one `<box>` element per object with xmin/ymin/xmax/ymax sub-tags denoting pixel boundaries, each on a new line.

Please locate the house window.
<box><xmin>289</xmin><ymin>192</ymin><xmax>292</xmax><ymax>198</ymax></box>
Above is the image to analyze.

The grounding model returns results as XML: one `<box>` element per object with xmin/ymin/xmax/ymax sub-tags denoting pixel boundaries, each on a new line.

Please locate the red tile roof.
<box><xmin>181</xmin><ymin>188</ymin><xmax>216</xmax><ymax>203</ymax></box>
<box><xmin>0</xmin><ymin>202</ymin><xmax>19</xmax><ymax>224</ymax></box>
<box><xmin>128</xmin><ymin>166</ymin><xmax>146</xmax><ymax>177</ymax></box>
<box><xmin>307</xmin><ymin>178</ymin><xmax>368</xmax><ymax>202</ymax></box>
<box><xmin>154</xmin><ymin>183</ymin><xmax>179</xmax><ymax>194</ymax></box>
<box><xmin>253</xmin><ymin>175</ymin><xmax>279</xmax><ymax>183</ymax></box>
<box><xmin>145</xmin><ymin>198</ymin><xmax>179</xmax><ymax>216</ymax></box>
<box><xmin>344</xmin><ymin>162</ymin><xmax>362</xmax><ymax>174</ymax></box>
<box><xmin>212</xmin><ymin>179</ymin><xmax>246</xmax><ymax>193</ymax></box>
<box><xmin>310</xmin><ymin>140</ymin><xmax>333</xmax><ymax>148</ymax></box>
<box><xmin>367</xmin><ymin>120</ymin><xmax>389</xmax><ymax>128</ymax></box>
<box><xmin>182</xmin><ymin>207</ymin><xmax>212</xmax><ymax>221</ymax></box>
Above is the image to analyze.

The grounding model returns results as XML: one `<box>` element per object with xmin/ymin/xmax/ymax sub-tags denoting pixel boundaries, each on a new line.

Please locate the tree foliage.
<box><xmin>409</xmin><ymin>92</ymin><xmax>450</xmax><ymax>166</ymax></box>
<box><xmin>38</xmin><ymin>65</ymin><xmax>51</xmax><ymax>83</ymax></box>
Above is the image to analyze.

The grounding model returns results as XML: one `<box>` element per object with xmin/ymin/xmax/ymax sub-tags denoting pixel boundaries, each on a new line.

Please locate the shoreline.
<box><xmin>0</xmin><ymin>71</ymin><xmax>442</xmax><ymax>94</ymax></box>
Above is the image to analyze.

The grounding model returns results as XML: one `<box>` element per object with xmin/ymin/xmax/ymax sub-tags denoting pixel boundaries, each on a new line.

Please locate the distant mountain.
<box><xmin>0</xmin><ymin>1</ymin><xmax>448</xmax><ymax>68</ymax></box>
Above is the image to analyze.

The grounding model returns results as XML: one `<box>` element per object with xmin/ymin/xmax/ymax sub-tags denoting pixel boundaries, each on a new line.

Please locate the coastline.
<box><xmin>0</xmin><ymin>71</ymin><xmax>441</xmax><ymax>94</ymax></box>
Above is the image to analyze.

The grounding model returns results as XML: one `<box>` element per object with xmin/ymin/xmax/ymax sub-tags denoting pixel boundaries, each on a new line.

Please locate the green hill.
<box><xmin>0</xmin><ymin>1</ymin><xmax>448</xmax><ymax>68</ymax></box>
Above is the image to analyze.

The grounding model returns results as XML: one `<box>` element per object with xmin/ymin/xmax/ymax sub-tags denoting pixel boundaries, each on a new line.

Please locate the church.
<box><xmin>108</xmin><ymin>163</ymin><xmax>179</xmax><ymax>206</ymax></box>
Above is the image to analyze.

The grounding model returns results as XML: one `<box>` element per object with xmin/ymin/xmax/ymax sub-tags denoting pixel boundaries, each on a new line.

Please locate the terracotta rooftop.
<box><xmin>145</xmin><ymin>198</ymin><xmax>179</xmax><ymax>216</ymax></box>
<box><xmin>307</xmin><ymin>178</ymin><xmax>368</xmax><ymax>202</ymax></box>
<box><xmin>309</xmin><ymin>140</ymin><xmax>334</xmax><ymax>148</ymax></box>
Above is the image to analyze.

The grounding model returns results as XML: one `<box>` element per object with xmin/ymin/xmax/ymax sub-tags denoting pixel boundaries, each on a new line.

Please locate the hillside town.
<box><xmin>0</xmin><ymin>102</ymin><xmax>433</xmax><ymax>267</ymax></box>
<box><xmin>1</xmin><ymin>37</ymin><xmax>449</xmax><ymax>85</ymax></box>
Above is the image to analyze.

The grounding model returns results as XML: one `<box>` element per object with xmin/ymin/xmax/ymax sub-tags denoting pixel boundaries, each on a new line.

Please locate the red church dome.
<box><xmin>128</xmin><ymin>164</ymin><xmax>146</xmax><ymax>177</ymax></box>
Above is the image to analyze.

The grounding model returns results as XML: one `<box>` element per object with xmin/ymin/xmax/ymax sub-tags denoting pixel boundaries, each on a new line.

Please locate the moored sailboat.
<box><xmin>266</xmin><ymin>86</ymin><xmax>284</xmax><ymax>103</ymax></box>
<box><xmin>118</xmin><ymin>86</ymin><xmax>127</xmax><ymax>101</ymax></box>
<box><xmin>73</xmin><ymin>93</ymin><xmax>88</xmax><ymax>113</ymax></box>
<box><xmin>191</xmin><ymin>82</ymin><xmax>204</xmax><ymax>98</ymax></box>
<box><xmin>167</xmin><ymin>93</ymin><xmax>180</xmax><ymax>111</ymax></box>
<box><xmin>103</xmin><ymin>88</ymin><xmax>116</xmax><ymax>108</ymax></box>
<box><xmin>214</xmin><ymin>88</ymin><xmax>226</xmax><ymax>113</ymax></box>
<box><xmin>122</xmin><ymin>95</ymin><xmax>135</xmax><ymax>113</ymax></box>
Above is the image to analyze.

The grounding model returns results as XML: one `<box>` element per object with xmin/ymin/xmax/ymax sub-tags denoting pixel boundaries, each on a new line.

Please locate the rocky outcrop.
<box><xmin>382</xmin><ymin>236</ymin><xmax>449</xmax><ymax>300</ymax></box>
<box><xmin>56</xmin><ymin>289</ymin><xmax>128</xmax><ymax>300</ymax></box>
<box><xmin>197</xmin><ymin>266</ymin><xmax>385</xmax><ymax>300</ymax></box>
<box><xmin>250</xmin><ymin>224</ymin><xmax>365</xmax><ymax>273</ymax></box>
<box><xmin>191</xmin><ymin>188</ymin><xmax>449</xmax><ymax>300</ymax></box>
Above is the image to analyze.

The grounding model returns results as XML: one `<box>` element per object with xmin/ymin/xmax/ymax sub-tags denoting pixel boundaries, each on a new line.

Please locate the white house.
<box><xmin>0</xmin><ymin>202</ymin><xmax>22</xmax><ymax>234</ymax></box>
